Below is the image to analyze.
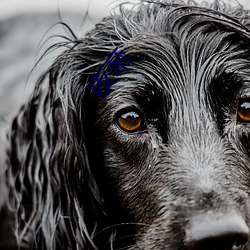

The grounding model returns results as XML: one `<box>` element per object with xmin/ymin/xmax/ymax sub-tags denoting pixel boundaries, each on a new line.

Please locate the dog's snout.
<box><xmin>185</xmin><ymin>213</ymin><xmax>249</xmax><ymax>250</ymax></box>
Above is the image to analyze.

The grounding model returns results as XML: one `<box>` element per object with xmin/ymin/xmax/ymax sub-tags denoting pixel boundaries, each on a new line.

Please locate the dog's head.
<box><xmin>4</xmin><ymin>1</ymin><xmax>250</xmax><ymax>250</ymax></box>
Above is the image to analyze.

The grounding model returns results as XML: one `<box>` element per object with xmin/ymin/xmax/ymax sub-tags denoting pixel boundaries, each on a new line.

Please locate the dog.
<box><xmin>1</xmin><ymin>0</ymin><xmax>250</xmax><ymax>249</ymax></box>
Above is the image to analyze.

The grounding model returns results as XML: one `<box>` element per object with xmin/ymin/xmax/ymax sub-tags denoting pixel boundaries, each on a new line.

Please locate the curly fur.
<box><xmin>2</xmin><ymin>0</ymin><xmax>250</xmax><ymax>249</ymax></box>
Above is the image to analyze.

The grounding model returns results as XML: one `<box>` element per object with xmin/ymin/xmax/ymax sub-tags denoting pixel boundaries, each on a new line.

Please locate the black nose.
<box><xmin>185</xmin><ymin>213</ymin><xmax>249</xmax><ymax>250</ymax></box>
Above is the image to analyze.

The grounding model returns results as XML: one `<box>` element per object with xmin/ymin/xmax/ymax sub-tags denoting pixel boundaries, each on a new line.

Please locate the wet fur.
<box><xmin>2</xmin><ymin>0</ymin><xmax>250</xmax><ymax>249</ymax></box>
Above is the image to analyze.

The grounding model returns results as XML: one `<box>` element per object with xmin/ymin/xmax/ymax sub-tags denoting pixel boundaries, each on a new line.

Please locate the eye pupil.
<box><xmin>237</xmin><ymin>99</ymin><xmax>250</xmax><ymax>123</ymax></box>
<box><xmin>117</xmin><ymin>110</ymin><xmax>144</xmax><ymax>133</ymax></box>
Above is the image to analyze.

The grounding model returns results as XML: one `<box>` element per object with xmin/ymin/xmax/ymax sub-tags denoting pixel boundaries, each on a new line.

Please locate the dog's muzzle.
<box><xmin>185</xmin><ymin>213</ymin><xmax>249</xmax><ymax>250</ymax></box>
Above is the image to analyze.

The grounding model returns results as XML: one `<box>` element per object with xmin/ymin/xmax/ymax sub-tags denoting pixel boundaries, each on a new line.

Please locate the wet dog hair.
<box><xmin>2</xmin><ymin>0</ymin><xmax>250</xmax><ymax>249</ymax></box>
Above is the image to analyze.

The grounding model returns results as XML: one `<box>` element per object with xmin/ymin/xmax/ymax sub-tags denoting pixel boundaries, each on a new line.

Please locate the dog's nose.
<box><xmin>185</xmin><ymin>213</ymin><xmax>249</xmax><ymax>250</ymax></box>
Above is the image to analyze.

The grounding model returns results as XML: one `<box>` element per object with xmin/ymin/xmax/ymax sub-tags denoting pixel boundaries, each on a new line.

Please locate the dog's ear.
<box><xmin>1</xmin><ymin>10</ymin><xmax>133</xmax><ymax>248</ymax></box>
<box><xmin>3</xmin><ymin>48</ymin><xmax>106</xmax><ymax>249</ymax></box>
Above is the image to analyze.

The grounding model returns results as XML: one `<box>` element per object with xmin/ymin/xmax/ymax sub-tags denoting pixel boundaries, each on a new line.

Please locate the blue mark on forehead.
<box><xmin>86</xmin><ymin>47</ymin><xmax>131</xmax><ymax>98</ymax></box>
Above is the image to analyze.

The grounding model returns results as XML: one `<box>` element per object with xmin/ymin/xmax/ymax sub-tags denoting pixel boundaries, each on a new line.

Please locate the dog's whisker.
<box><xmin>93</xmin><ymin>222</ymin><xmax>149</xmax><ymax>238</ymax></box>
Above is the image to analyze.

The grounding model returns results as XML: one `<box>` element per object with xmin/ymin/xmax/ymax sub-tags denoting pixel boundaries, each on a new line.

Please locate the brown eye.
<box><xmin>116</xmin><ymin>110</ymin><xmax>144</xmax><ymax>133</ymax></box>
<box><xmin>237</xmin><ymin>99</ymin><xmax>250</xmax><ymax>123</ymax></box>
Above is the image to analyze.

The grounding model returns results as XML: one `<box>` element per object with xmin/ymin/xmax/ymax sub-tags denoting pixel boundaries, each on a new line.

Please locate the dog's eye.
<box><xmin>116</xmin><ymin>110</ymin><xmax>144</xmax><ymax>133</ymax></box>
<box><xmin>237</xmin><ymin>99</ymin><xmax>250</xmax><ymax>123</ymax></box>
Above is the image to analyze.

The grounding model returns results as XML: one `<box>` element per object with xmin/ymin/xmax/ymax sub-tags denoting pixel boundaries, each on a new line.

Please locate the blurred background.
<box><xmin>0</xmin><ymin>0</ymin><xmax>250</xmax><ymax>174</ymax></box>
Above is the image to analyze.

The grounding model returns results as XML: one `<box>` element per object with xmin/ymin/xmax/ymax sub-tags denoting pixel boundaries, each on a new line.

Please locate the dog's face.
<box><xmin>4</xmin><ymin>1</ymin><xmax>250</xmax><ymax>250</ymax></box>
<box><xmin>84</xmin><ymin>3</ymin><xmax>250</xmax><ymax>249</ymax></box>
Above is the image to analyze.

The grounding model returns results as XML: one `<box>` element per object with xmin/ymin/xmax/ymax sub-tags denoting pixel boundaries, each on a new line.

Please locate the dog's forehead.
<box><xmin>133</xmin><ymin>6</ymin><xmax>250</xmax><ymax>73</ymax></box>
<box><xmin>110</xmin><ymin>11</ymin><xmax>250</xmax><ymax>102</ymax></box>
<box><xmin>91</xmin><ymin>3</ymin><xmax>250</xmax><ymax>120</ymax></box>
<box><xmin>113</xmin><ymin>41</ymin><xmax>249</xmax><ymax>101</ymax></box>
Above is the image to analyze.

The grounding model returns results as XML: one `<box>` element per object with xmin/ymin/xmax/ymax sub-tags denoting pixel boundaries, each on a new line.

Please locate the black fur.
<box><xmin>2</xmin><ymin>0</ymin><xmax>250</xmax><ymax>249</ymax></box>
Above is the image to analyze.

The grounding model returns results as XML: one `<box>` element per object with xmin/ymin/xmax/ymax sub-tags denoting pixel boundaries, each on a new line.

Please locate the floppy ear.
<box><xmin>0</xmin><ymin>7</ymin><xmax>138</xmax><ymax>247</ymax></box>
<box><xmin>2</xmin><ymin>45</ymin><xmax>109</xmax><ymax>249</ymax></box>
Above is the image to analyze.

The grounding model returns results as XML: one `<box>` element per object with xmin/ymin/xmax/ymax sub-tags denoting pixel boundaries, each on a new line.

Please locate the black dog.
<box><xmin>2</xmin><ymin>0</ymin><xmax>250</xmax><ymax>249</ymax></box>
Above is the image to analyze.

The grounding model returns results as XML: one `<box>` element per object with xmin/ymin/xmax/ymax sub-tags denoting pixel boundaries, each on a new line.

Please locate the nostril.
<box><xmin>185</xmin><ymin>213</ymin><xmax>249</xmax><ymax>250</ymax></box>
<box><xmin>186</xmin><ymin>233</ymin><xmax>248</xmax><ymax>250</ymax></box>
<box><xmin>235</xmin><ymin>236</ymin><xmax>248</xmax><ymax>248</ymax></box>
